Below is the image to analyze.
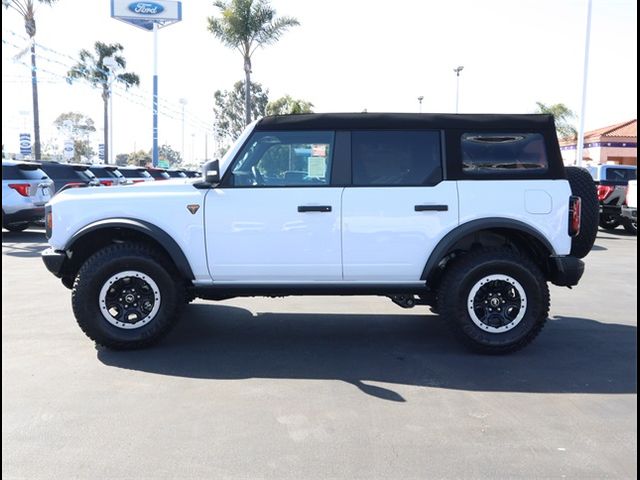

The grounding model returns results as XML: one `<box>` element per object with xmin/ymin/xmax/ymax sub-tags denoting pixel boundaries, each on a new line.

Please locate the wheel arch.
<box><xmin>63</xmin><ymin>218</ymin><xmax>194</xmax><ymax>282</ymax></box>
<box><xmin>421</xmin><ymin>218</ymin><xmax>556</xmax><ymax>285</ymax></box>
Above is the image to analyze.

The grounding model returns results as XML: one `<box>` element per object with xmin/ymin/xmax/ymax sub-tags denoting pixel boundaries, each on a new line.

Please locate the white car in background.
<box><xmin>2</xmin><ymin>160</ymin><xmax>53</xmax><ymax>231</ymax></box>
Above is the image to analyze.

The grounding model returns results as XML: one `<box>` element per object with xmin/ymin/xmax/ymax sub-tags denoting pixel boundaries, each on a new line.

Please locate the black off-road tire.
<box><xmin>437</xmin><ymin>248</ymin><xmax>549</xmax><ymax>354</ymax></box>
<box><xmin>599</xmin><ymin>214</ymin><xmax>621</xmax><ymax>230</ymax></box>
<box><xmin>72</xmin><ymin>243</ymin><xmax>185</xmax><ymax>350</ymax></box>
<box><xmin>565</xmin><ymin>166</ymin><xmax>599</xmax><ymax>258</ymax></box>
<box><xmin>4</xmin><ymin>222</ymin><xmax>29</xmax><ymax>232</ymax></box>
<box><xmin>623</xmin><ymin>217</ymin><xmax>637</xmax><ymax>235</ymax></box>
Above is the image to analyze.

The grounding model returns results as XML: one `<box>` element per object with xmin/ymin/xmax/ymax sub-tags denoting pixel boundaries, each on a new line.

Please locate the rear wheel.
<box><xmin>599</xmin><ymin>214</ymin><xmax>621</xmax><ymax>230</ymax></box>
<box><xmin>72</xmin><ymin>243</ymin><xmax>185</xmax><ymax>349</ymax></box>
<box><xmin>438</xmin><ymin>248</ymin><xmax>549</xmax><ymax>354</ymax></box>
<box><xmin>623</xmin><ymin>217</ymin><xmax>637</xmax><ymax>235</ymax></box>
<box><xmin>4</xmin><ymin>222</ymin><xmax>29</xmax><ymax>232</ymax></box>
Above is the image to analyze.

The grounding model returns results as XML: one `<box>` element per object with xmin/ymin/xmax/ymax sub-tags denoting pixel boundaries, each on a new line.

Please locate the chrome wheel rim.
<box><xmin>467</xmin><ymin>274</ymin><xmax>527</xmax><ymax>333</ymax></box>
<box><xmin>99</xmin><ymin>270</ymin><xmax>161</xmax><ymax>330</ymax></box>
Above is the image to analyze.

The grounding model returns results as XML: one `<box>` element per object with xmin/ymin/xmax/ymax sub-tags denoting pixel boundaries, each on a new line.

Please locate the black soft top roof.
<box><xmin>256</xmin><ymin>113</ymin><xmax>556</xmax><ymax>131</ymax></box>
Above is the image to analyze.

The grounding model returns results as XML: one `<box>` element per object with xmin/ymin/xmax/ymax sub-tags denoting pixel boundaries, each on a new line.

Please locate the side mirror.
<box><xmin>202</xmin><ymin>159</ymin><xmax>220</xmax><ymax>184</ymax></box>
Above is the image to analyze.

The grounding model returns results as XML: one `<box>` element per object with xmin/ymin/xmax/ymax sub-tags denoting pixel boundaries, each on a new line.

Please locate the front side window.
<box><xmin>461</xmin><ymin>132</ymin><xmax>548</xmax><ymax>174</ymax></box>
<box><xmin>352</xmin><ymin>131</ymin><xmax>442</xmax><ymax>186</ymax></box>
<box><xmin>230</xmin><ymin>131</ymin><xmax>334</xmax><ymax>187</ymax></box>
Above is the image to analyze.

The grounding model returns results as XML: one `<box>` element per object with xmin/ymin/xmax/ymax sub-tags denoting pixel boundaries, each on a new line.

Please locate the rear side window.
<box><xmin>461</xmin><ymin>133</ymin><xmax>548</xmax><ymax>174</ymax></box>
<box><xmin>352</xmin><ymin>131</ymin><xmax>441</xmax><ymax>186</ymax></box>
<box><xmin>605</xmin><ymin>168</ymin><xmax>636</xmax><ymax>181</ymax></box>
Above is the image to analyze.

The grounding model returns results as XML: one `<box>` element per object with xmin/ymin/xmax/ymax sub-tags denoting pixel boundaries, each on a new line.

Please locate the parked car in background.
<box><xmin>183</xmin><ymin>169</ymin><xmax>202</xmax><ymax>178</ymax></box>
<box><xmin>2</xmin><ymin>160</ymin><xmax>53</xmax><ymax>231</ymax></box>
<box><xmin>89</xmin><ymin>165</ymin><xmax>128</xmax><ymax>186</ymax></box>
<box><xmin>587</xmin><ymin>164</ymin><xmax>637</xmax><ymax>232</ymax></box>
<box><xmin>621</xmin><ymin>179</ymin><xmax>637</xmax><ymax>234</ymax></box>
<box><xmin>146</xmin><ymin>167</ymin><xmax>171</xmax><ymax>181</ymax></box>
<box><xmin>118</xmin><ymin>166</ymin><xmax>155</xmax><ymax>183</ymax></box>
<box><xmin>39</xmin><ymin>161</ymin><xmax>100</xmax><ymax>195</ymax></box>
<box><xmin>166</xmin><ymin>169</ymin><xmax>188</xmax><ymax>179</ymax></box>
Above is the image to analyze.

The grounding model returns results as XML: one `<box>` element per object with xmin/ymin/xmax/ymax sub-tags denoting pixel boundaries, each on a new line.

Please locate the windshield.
<box><xmin>219</xmin><ymin>119</ymin><xmax>259</xmax><ymax>175</ymax></box>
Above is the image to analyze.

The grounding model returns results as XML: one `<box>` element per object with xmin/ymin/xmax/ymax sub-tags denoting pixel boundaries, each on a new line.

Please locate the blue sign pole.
<box><xmin>152</xmin><ymin>22</ymin><xmax>159</xmax><ymax>167</ymax></box>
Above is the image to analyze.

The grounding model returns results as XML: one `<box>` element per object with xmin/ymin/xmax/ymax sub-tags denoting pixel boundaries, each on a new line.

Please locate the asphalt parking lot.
<box><xmin>2</xmin><ymin>228</ymin><xmax>637</xmax><ymax>479</ymax></box>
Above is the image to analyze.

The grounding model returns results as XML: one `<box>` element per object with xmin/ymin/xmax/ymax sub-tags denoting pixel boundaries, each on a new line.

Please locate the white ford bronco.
<box><xmin>42</xmin><ymin>113</ymin><xmax>598</xmax><ymax>353</ymax></box>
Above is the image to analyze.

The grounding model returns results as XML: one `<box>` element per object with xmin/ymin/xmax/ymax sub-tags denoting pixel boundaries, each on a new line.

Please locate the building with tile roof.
<box><xmin>560</xmin><ymin>119</ymin><xmax>637</xmax><ymax>166</ymax></box>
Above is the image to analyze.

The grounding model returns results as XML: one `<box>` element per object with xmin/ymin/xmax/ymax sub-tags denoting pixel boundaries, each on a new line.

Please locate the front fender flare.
<box><xmin>65</xmin><ymin>218</ymin><xmax>195</xmax><ymax>280</ymax></box>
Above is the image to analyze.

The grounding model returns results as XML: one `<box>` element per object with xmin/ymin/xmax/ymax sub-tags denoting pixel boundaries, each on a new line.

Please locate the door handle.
<box><xmin>298</xmin><ymin>205</ymin><xmax>332</xmax><ymax>213</ymax></box>
<box><xmin>415</xmin><ymin>204</ymin><xmax>448</xmax><ymax>212</ymax></box>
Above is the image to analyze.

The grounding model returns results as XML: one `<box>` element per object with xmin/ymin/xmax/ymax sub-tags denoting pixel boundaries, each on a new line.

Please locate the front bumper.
<box><xmin>621</xmin><ymin>206</ymin><xmax>637</xmax><ymax>220</ymax></box>
<box><xmin>41</xmin><ymin>247</ymin><xmax>66</xmax><ymax>277</ymax></box>
<box><xmin>550</xmin><ymin>256</ymin><xmax>585</xmax><ymax>287</ymax></box>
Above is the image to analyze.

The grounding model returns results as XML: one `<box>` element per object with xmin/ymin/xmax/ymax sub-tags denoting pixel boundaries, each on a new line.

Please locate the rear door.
<box><xmin>341</xmin><ymin>130</ymin><xmax>458</xmax><ymax>281</ymax></box>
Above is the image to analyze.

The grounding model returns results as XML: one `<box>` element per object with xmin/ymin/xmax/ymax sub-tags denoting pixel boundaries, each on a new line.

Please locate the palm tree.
<box><xmin>535</xmin><ymin>102</ymin><xmax>577</xmax><ymax>140</ymax></box>
<box><xmin>3</xmin><ymin>0</ymin><xmax>57</xmax><ymax>160</ymax></box>
<box><xmin>68</xmin><ymin>42</ymin><xmax>140</xmax><ymax>164</ymax></box>
<box><xmin>208</xmin><ymin>0</ymin><xmax>299</xmax><ymax>125</ymax></box>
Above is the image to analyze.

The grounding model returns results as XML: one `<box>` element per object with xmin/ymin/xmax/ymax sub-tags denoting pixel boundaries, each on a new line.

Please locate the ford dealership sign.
<box><xmin>112</xmin><ymin>0</ymin><xmax>181</xmax><ymax>31</ymax></box>
<box><xmin>128</xmin><ymin>2</ymin><xmax>165</xmax><ymax>15</ymax></box>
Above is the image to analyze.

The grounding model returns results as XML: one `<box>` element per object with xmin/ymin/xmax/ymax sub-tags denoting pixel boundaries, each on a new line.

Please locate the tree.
<box><xmin>54</xmin><ymin>112</ymin><xmax>96</xmax><ymax>163</ymax></box>
<box><xmin>214</xmin><ymin>80</ymin><xmax>269</xmax><ymax>143</ymax></box>
<box><xmin>67</xmin><ymin>42</ymin><xmax>140</xmax><ymax>165</ymax></box>
<box><xmin>158</xmin><ymin>144</ymin><xmax>182</xmax><ymax>166</ymax></box>
<box><xmin>266</xmin><ymin>95</ymin><xmax>314</xmax><ymax>116</ymax></box>
<box><xmin>208</xmin><ymin>0</ymin><xmax>299</xmax><ymax>125</ymax></box>
<box><xmin>115</xmin><ymin>153</ymin><xmax>129</xmax><ymax>166</ymax></box>
<box><xmin>3</xmin><ymin>0</ymin><xmax>57</xmax><ymax>160</ymax></box>
<box><xmin>535</xmin><ymin>102</ymin><xmax>577</xmax><ymax>140</ymax></box>
<box><xmin>54</xmin><ymin>112</ymin><xmax>96</xmax><ymax>137</ymax></box>
<box><xmin>127</xmin><ymin>149</ymin><xmax>151</xmax><ymax>167</ymax></box>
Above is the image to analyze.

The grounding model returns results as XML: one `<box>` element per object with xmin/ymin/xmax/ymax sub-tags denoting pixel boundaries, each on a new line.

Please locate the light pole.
<box><xmin>103</xmin><ymin>55</ymin><xmax>119</xmax><ymax>164</ymax></box>
<box><xmin>178</xmin><ymin>98</ymin><xmax>187</xmax><ymax>162</ymax></box>
<box><xmin>417</xmin><ymin>96</ymin><xmax>424</xmax><ymax>113</ymax></box>
<box><xmin>454</xmin><ymin>66</ymin><xmax>464</xmax><ymax>113</ymax></box>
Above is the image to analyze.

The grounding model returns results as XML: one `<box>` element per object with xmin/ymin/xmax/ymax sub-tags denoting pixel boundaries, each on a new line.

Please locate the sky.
<box><xmin>1</xmin><ymin>0</ymin><xmax>637</xmax><ymax>165</ymax></box>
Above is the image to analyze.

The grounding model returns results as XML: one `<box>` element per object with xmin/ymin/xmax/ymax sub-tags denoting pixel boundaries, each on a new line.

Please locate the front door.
<box><xmin>205</xmin><ymin>130</ymin><xmax>343</xmax><ymax>282</ymax></box>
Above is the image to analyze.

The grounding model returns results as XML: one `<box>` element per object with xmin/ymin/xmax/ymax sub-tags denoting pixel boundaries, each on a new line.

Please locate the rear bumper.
<box><xmin>621</xmin><ymin>206</ymin><xmax>637</xmax><ymax>220</ymax></box>
<box><xmin>41</xmin><ymin>247</ymin><xmax>67</xmax><ymax>277</ymax></box>
<box><xmin>2</xmin><ymin>206</ymin><xmax>45</xmax><ymax>226</ymax></box>
<box><xmin>550</xmin><ymin>256</ymin><xmax>585</xmax><ymax>287</ymax></box>
<box><xmin>600</xmin><ymin>204</ymin><xmax>622</xmax><ymax>215</ymax></box>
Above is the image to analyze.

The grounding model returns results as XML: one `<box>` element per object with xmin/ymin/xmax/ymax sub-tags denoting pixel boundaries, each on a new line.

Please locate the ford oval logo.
<box><xmin>128</xmin><ymin>2</ymin><xmax>164</xmax><ymax>15</ymax></box>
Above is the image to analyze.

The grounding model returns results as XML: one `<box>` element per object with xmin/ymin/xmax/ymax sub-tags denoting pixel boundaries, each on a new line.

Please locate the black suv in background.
<box><xmin>88</xmin><ymin>165</ymin><xmax>127</xmax><ymax>186</ymax></box>
<box><xmin>166</xmin><ymin>169</ymin><xmax>188</xmax><ymax>179</ymax></box>
<box><xmin>146</xmin><ymin>167</ymin><xmax>171</xmax><ymax>181</ymax></box>
<box><xmin>39</xmin><ymin>162</ymin><xmax>100</xmax><ymax>194</ymax></box>
<box><xmin>118</xmin><ymin>166</ymin><xmax>155</xmax><ymax>183</ymax></box>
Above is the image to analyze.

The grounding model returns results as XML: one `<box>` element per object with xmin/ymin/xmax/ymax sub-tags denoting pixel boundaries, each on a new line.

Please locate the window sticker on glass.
<box><xmin>307</xmin><ymin>156</ymin><xmax>327</xmax><ymax>177</ymax></box>
<box><xmin>312</xmin><ymin>144</ymin><xmax>327</xmax><ymax>157</ymax></box>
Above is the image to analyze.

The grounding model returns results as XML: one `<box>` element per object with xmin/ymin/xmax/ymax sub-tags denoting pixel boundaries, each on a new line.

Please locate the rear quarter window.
<box><xmin>461</xmin><ymin>132</ymin><xmax>548</xmax><ymax>175</ymax></box>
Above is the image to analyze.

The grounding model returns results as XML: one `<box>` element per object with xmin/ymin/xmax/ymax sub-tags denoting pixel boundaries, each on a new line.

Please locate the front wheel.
<box><xmin>72</xmin><ymin>243</ymin><xmax>185</xmax><ymax>349</ymax></box>
<box><xmin>437</xmin><ymin>248</ymin><xmax>549</xmax><ymax>354</ymax></box>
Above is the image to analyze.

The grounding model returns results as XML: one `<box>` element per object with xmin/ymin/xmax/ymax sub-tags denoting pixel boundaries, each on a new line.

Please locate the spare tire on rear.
<box><xmin>565</xmin><ymin>166</ymin><xmax>599</xmax><ymax>258</ymax></box>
